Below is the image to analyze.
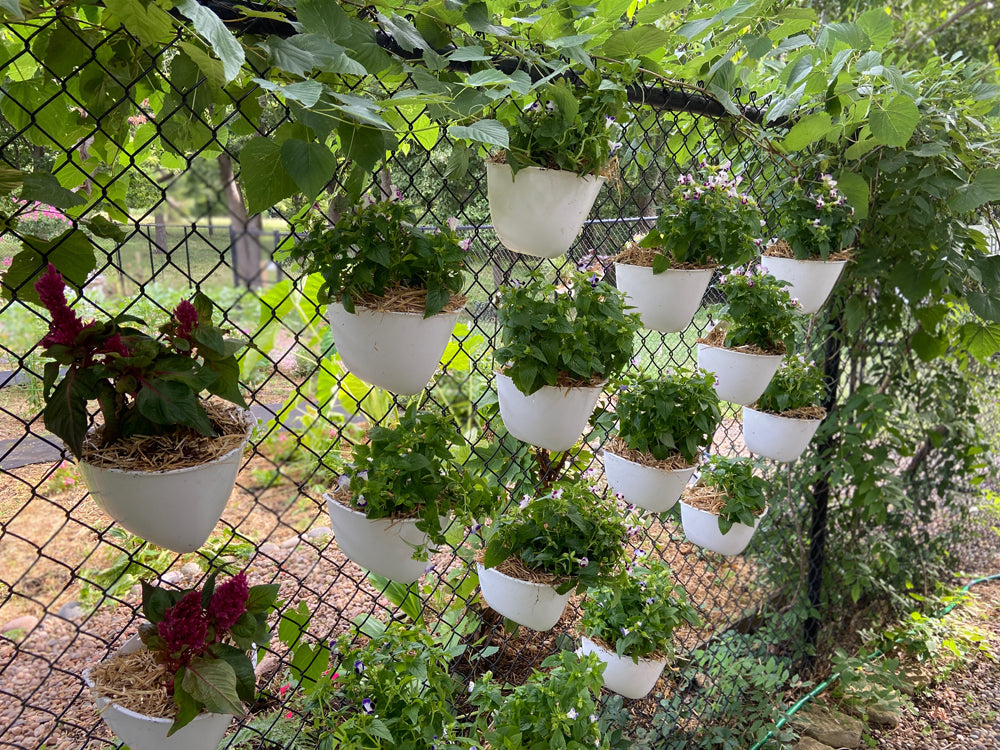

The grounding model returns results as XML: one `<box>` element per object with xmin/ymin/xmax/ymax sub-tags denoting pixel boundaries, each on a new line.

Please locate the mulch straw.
<box><xmin>756</xmin><ymin>404</ymin><xmax>827</xmax><ymax>420</ymax></box>
<box><xmin>87</xmin><ymin>648</ymin><xmax>176</xmax><ymax>719</ymax></box>
<box><xmin>682</xmin><ymin>484</ymin><xmax>729</xmax><ymax>515</ymax></box>
<box><xmin>327</xmin><ymin>487</ymin><xmax>423</xmax><ymax>522</ymax></box>
<box><xmin>612</xmin><ymin>242</ymin><xmax>715</xmax><ymax>270</ymax></box>
<box><xmin>476</xmin><ymin>549</ymin><xmax>567</xmax><ymax>587</ymax></box>
<box><xmin>349</xmin><ymin>283</ymin><xmax>467</xmax><ymax>315</ymax></box>
<box><xmin>80</xmin><ymin>401</ymin><xmax>251</xmax><ymax>472</ymax></box>
<box><xmin>604</xmin><ymin>436</ymin><xmax>694</xmax><ymax>471</ymax></box>
<box><xmin>764</xmin><ymin>239</ymin><xmax>854</xmax><ymax>262</ymax></box>
<box><xmin>696</xmin><ymin>323</ymin><xmax>785</xmax><ymax>356</ymax></box>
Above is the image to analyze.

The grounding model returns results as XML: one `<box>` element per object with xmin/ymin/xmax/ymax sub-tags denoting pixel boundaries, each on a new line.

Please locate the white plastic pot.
<box><xmin>762</xmin><ymin>256</ymin><xmax>847</xmax><ymax>316</ymax></box>
<box><xmin>326</xmin><ymin>495</ymin><xmax>439</xmax><ymax>584</ymax></box>
<box><xmin>614</xmin><ymin>264</ymin><xmax>714</xmax><ymax>333</ymax></box>
<box><xmin>496</xmin><ymin>373</ymin><xmax>604</xmax><ymax>452</ymax></box>
<box><xmin>743</xmin><ymin>406</ymin><xmax>823</xmax><ymax>463</ymax></box>
<box><xmin>604</xmin><ymin>450</ymin><xmax>695</xmax><ymax>514</ymax></box>
<box><xmin>696</xmin><ymin>343</ymin><xmax>783</xmax><ymax>406</ymax></box>
<box><xmin>577</xmin><ymin>636</ymin><xmax>667</xmax><ymax>700</ymax></box>
<box><xmin>477</xmin><ymin>563</ymin><xmax>572</xmax><ymax>631</ymax></box>
<box><xmin>78</xmin><ymin>415</ymin><xmax>252</xmax><ymax>554</ymax></box>
<box><xmin>83</xmin><ymin>635</ymin><xmax>233</xmax><ymax>750</ymax></box>
<box><xmin>680</xmin><ymin>500</ymin><xmax>766</xmax><ymax>556</ymax></box>
<box><xmin>486</xmin><ymin>163</ymin><xmax>605</xmax><ymax>258</ymax></box>
<box><xmin>327</xmin><ymin>303</ymin><xmax>462</xmax><ymax>395</ymax></box>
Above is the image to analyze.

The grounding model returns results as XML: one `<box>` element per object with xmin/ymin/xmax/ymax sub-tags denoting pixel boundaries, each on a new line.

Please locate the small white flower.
<box><xmin>567</xmin><ymin>707</ymin><xmax>579</xmax><ymax>720</ymax></box>
<box><xmin>519</xmin><ymin>494</ymin><xmax>532</xmax><ymax>509</ymax></box>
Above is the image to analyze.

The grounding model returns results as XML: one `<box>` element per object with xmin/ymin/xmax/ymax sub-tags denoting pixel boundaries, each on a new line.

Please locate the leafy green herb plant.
<box><xmin>580</xmin><ymin>559</ymin><xmax>700</xmax><ymax>661</ymax></box>
<box><xmin>470</xmin><ymin>650</ymin><xmax>609</xmax><ymax>750</ymax></box>
<box><xmin>494</xmin><ymin>270</ymin><xmax>641</xmax><ymax>396</ymax></box>
<box><xmin>500</xmin><ymin>75</ymin><xmax>627</xmax><ymax>176</ymax></box>
<box><xmin>34</xmin><ymin>265</ymin><xmax>247</xmax><ymax>458</ymax></box>
<box><xmin>613</xmin><ymin>370</ymin><xmax>722</xmax><ymax>464</ymax></box>
<box><xmin>754</xmin><ymin>355</ymin><xmax>826</xmax><ymax>414</ymax></box>
<box><xmin>633</xmin><ymin>164</ymin><xmax>763</xmax><ymax>271</ymax></box>
<box><xmin>772</xmin><ymin>173</ymin><xmax>858</xmax><ymax>260</ymax></box>
<box><xmin>710</xmin><ymin>269</ymin><xmax>799</xmax><ymax>353</ymax></box>
<box><xmin>695</xmin><ymin>456</ymin><xmax>769</xmax><ymax>534</ymax></box>
<box><xmin>336</xmin><ymin>403</ymin><xmax>498</xmax><ymax>547</ymax></box>
<box><xmin>482</xmin><ymin>480</ymin><xmax>627</xmax><ymax>594</ymax></box>
<box><xmin>284</xmin><ymin>198</ymin><xmax>468</xmax><ymax>318</ymax></box>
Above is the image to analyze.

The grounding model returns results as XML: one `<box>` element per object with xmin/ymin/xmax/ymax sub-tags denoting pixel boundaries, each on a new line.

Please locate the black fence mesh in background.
<box><xmin>0</xmin><ymin>16</ymin><xmax>991</xmax><ymax>750</ymax></box>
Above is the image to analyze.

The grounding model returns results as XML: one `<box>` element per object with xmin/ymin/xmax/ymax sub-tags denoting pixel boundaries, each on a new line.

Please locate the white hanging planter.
<box><xmin>680</xmin><ymin>500</ymin><xmax>766</xmax><ymax>556</ymax></box>
<box><xmin>77</xmin><ymin>414</ymin><xmax>252</xmax><ymax>554</ymax></box>
<box><xmin>603</xmin><ymin>450</ymin><xmax>695</xmax><ymax>514</ymax></box>
<box><xmin>743</xmin><ymin>406</ymin><xmax>823</xmax><ymax>463</ymax></box>
<box><xmin>486</xmin><ymin>163</ymin><xmax>605</xmax><ymax>258</ymax></box>
<box><xmin>496</xmin><ymin>373</ymin><xmax>604</xmax><ymax>452</ymax></box>
<box><xmin>327</xmin><ymin>302</ymin><xmax>462</xmax><ymax>395</ymax></box>
<box><xmin>763</xmin><ymin>256</ymin><xmax>847</xmax><ymax>316</ymax></box>
<box><xmin>576</xmin><ymin>636</ymin><xmax>667</xmax><ymax>700</ymax></box>
<box><xmin>696</xmin><ymin>343</ymin><xmax>783</xmax><ymax>406</ymax></box>
<box><xmin>83</xmin><ymin>635</ymin><xmax>233</xmax><ymax>750</ymax></box>
<box><xmin>476</xmin><ymin>562</ymin><xmax>572</xmax><ymax>631</ymax></box>
<box><xmin>326</xmin><ymin>494</ymin><xmax>438</xmax><ymax>584</ymax></box>
<box><xmin>614</xmin><ymin>263</ymin><xmax>714</xmax><ymax>333</ymax></box>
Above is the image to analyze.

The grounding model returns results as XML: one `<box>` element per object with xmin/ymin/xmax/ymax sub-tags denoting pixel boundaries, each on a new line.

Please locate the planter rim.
<box><xmin>603</xmin><ymin>447</ymin><xmax>696</xmax><ymax>473</ymax></box>
<box><xmin>679</xmin><ymin>499</ymin><xmax>769</xmax><ymax>521</ymax></box>
<box><xmin>580</xmin><ymin>635</ymin><xmax>667</xmax><ymax>666</ymax></box>
<box><xmin>614</xmin><ymin>261</ymin><xmax>717</xmax><ymax>273</ymax></box>
<box><xmin>78</xmin><ymin>411</ymin><xmax>253</xmax><ymax>477</ymax></box>
<box><xmin>495</xmin><ymin>370</ymin><xmax>607</xmax><ymax>396</ymax></box>
<box><xmin>744</xmin><ymin>405</ymin><xmax>825</xmax><ymax>422</ymax></box>
<box><xmin>696</xmin><ymin>341</ymin><xmax>784</xmax><ymax>360</ymax></box>
<box><xmin>475</xmin><ymin>560</ymin><xmax>569</xmax><ymax>589</ymax></box>
<box><xmin>763</xmin><ymin>255</ymin><xmax>848</xmax><ymax>266</ymax></box>
<box><xmin>322</xmin><ymin>492</ymin><xmax>428</xmax><ymax>528</ymax></box>
<box><xmin>486</xmin><ymin>161</ymin><xmax>606</xmax><ymax>183</ymax></box>
<box><xmin>330</xmin><ymin>300</ymin><xmax>465</xmax><ymax>319</ymax></box>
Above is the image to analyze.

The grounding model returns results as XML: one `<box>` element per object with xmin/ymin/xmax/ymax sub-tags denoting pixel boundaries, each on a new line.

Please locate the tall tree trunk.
<box><xmin>218</xmin><ymin>153</ymin><xmax>262</xmax><ymax>289</ymax></box>
<box><xmin>153</xmin><ymin>211</ymin><xmax>168</xmax><ymax>254</ymax></box>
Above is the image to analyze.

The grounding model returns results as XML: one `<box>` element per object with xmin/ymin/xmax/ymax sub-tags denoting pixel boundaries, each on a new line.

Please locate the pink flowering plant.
<box><xmin>137</xmin><ymin>571</ymin><xmax>279</xmax><ymax>734</ymax></box>
<box><xmin>482</xmin><ymin>480</ymin><xmax>627</xmax><ymax>593</ymax></box>
<box><xmin>284</xmin><ymin>198</ymin><xmax>469</xmax><ymax>318</ymax></box>
<box><xmin>712</xmin><ymin>268</ymin><xmax>798</xmax><ymax>353</ymax></box>
<box><xmin>34</xmin><ymin>264</ymin><xmax>247</xmax><ymax>457</ymax></box>
<box><xmin>775</xmin><ymin>174</ymin><xmax>858</xmax><ymax>260</ymax></box>
<box><xmin>637</xmin><ymin>163</ymin><xmax>764</xmax><ymax>271</ymax></box>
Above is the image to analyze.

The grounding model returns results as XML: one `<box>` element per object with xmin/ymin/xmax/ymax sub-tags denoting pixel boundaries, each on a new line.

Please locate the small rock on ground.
<box><xmin>279</xmin><ymin>536</ymin><xmax>300</xmax><ymax>549</ymax></box>
<box><xmin>159</xmin><ymin>570</ymin><xmax>183</xmax><ymax>584</ymax></box>
<box><xmin>1</xmin><ymin>615</ymin><xmax>38</xmax><ymax>634</ymax></box>
<box><xmin>180</xmin><ymin>562</ymin><xmax>202</xmax><ymax>578</ymax></box>
<box><xmin>55</xmin><ymin>602</ymin><xmax>85</xmax><ymax>621</ymax></box>
<box><xmin>795</xmin><ymin>704</ymin><xmax>863</xmax><ymax>748</ymax></box>
<box><xmin>794</xmin><ymin>737</ymin><xmax>836</xmax><ymax>750</ymax></box>
<box><xmin>305</xmin><ymin>526</ymin><xmax>331</xmax><ymax>541</ymax></box>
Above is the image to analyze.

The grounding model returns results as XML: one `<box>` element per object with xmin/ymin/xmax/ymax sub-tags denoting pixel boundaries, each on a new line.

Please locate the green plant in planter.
<box><xmin>772</xmin><ymin>173</ymin><xmax>858</xmax><ymax>260</ymax></box>
<box><xmin>754</xmin><ymin>355</ymin><xmax>826</xmax><ymax>413</ymax></box>
<box><xmin>711</xmin><ymin>269</ymin><xmax>798</xmax><ymax>353</ymax></box>
<box><xmin>613</xmin><ymin>370</ymin><xmax>722</xmax><ymax>464</ymax></box>
<box><xmin>697</xmin><ymin>456</ymin><xmax>769</xmax><ymax>534</ymax></box>
<box><xmin>632</xmin><ymin>164</ymin><xmax>763</xmax><ymax>271</ymax></box>
<box><xmin>494</xmin><ymin>271</ymin><xmax>641</xmax><ymax>396</ymax></box>
<box><xmin>580</xmin><ymin>559</ymin><xmax>701</xmax><ymax>661</ymax></box>
<box><xmin>338</xmin><ymin>403</ymin><xmax>499</xmax><ymax>548</ymax></box>
<box><xmin>299</xmin><ymin>625</ymin><xmax>473</xmax><ymax>749</ymax></box>
<box><xmin>482</xmin><ymin>480</ymin><xmax>627</xmax><ymax>593</ymax></box>
<box><xmin>470</xmin><ymin>650</ymin><xmax>609</xmax><ymax>750</ymax></box>
<box><xmin>283</xmin><ymin>198</ymin><xmax>469</xmax><ymax>318</ymax></box>
<box><xmin>499</xmin><ymin>75</ymin><xmax>628</xmax><ymax>176</ymax></box>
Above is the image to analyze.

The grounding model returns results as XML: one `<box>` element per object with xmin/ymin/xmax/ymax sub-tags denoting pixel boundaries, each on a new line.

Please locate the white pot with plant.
<box><xmin>744</xmin><ymin>355</ymin><xmax>827</xmax><ymax>463</ymax></box>
<box><xmin>602</xmin><ymin>369</ymin><xmax>721</xmax><ymax>513</ymax></box>
<box><xmin>764</xmin><ymin>172</ymin><xmax>857</xmax><ymax>315</ymax></box>
<box><xmin>680</xmin><ymin>456</ymin><xmax>768</xmax><ymax>556</ymax></box>
<box><xmin>578</xmin><ymin>559</ymin><xmax>700</xmax><ymax>699</ymax></box>
<box><xmin>494</xmin><ymin>270</ymin><xmax>641</xmax><ymax>452</ymax></box>
<box><xmin>478</xmin><ymin>481</ymin><xmax>627</xmax><ymax>631</ymax></box>
<box><xmin>33</xmin><ymin>265</ymin><xmax>252</xmax><ymax>553</ymax></box>
<box><xmin>287</xmin><ymin>198</ymin><xmax>468</xmax><ymax>395</ymax></box>
<box><xmin>614</xmin><ymin>165</ymin><xmax>763</xmax><ymax>332</ymax></box>
<box><xmin>485</xmin><ymin>77</ymin><xmax>626</xmax><ymax>258</ymax></box>
<box><xmin>326</xmin><ymin>404</ymin><xmax>498</xmax><ymax>584</ymax></box>
<box><xmin>697</xmin><ymin>268</ymin><xmax>798</xmax><ymax>406</ymax></box>
<box><xmin>84</xmin><ymin>571</ymin><xmax>277</xmax><ymax>749</ymax></box>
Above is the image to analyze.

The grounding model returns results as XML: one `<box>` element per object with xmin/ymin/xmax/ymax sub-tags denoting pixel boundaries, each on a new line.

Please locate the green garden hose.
<box><xmin>748</xmin><ymin>572</ymin><xmax>1000</xmax><ymax>750</ymax></box>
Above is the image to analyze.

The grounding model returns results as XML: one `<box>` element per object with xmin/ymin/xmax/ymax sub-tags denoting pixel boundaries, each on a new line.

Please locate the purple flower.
<box><xmin>620</xmin><ymin>626</ymin><xmax>629</xmax><ymax>636</ymax></box>
<box><xmin>356</xmin><ymin>495</ymin><xmax>367</xmax><ymax>508</ymax></box>
<box><xmin>173</xmin><ymin>299</ymin><xmax>199</xmax><ymax>341</ymax></box>
<box><xmin>357</xmin><ymin>470</ymin><xmax>368</xmax><ymax>481</ymax></box>
<box><xmin>578</xmin><ymin>556</ymin><xmax>589</xmax><ymax>568</ymax></box>
<box><xmin>362</xmin><ymin>697</ymin><xmax>374</xmax><ymax>714</ymax></box>
<box><xmin>459</xmin><ymin>239</ymin><xmax>472</xmax><ymax>253</ymax></box>
<box><xmin>588</xmin><ymin>273</ymin><xmax>601</xmax><ymax>288</ymax></box>
<box><xmin>519</xmin><ymin>494</ymin><xmax>531</xmax><ymax>509</ymax></box>
<box><xmin>646</xmin><ymin>596</ymin><xmax>655</xmax><ymax>605</ymax></box>
<box><xmin>337</xmin><ymin>475</ymin><xmax>351</xmax><ymax>490</ymax></box>
<box><xmin>207</xmin><ymin>572</ymin><xmax>249</xmax><ymax>632</ymax></box>
<box><xmin>354</xmin><ymin>659</ymin><xmax>365</xmax><ymax>674</ymax></box>
<box><xmin>567</xmin><ymin>707</ymin><xmax>579</xmax><ymax>719</ymax></box>
<box><xmin>35</xmin><ymin>264</ymin><xmax>85</xmax><ymax>349</ymax></box>
<box><xmin>551</xmin><ymin>488</ymin><xmax>564</xmax><ymax>500</ymax></box>
<box><xmin>158</xmin><ymin>591</ymin><xmax>208</xmax><ymax>656</ymax></box>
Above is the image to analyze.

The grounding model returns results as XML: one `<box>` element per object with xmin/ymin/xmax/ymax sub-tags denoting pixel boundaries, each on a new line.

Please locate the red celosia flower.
<box><xmin>208</xmin><ymin>572</ymin><xmax>249</xmax><ymax>632</ymax></box>
<box><xmin>173</xmin><ymin>299</ymin><xmax>199</xmax><ymax>341</ymax></box>
<box><xmin>35</xmin><ymin>264</ymin><xmax>84</xmax><ymax>348</ymax></box>
<box><xmin>100</xmin><ymin>333</ymin><xmax>131</xmax><ymax>358</ymax></box>
<box><xmin>157</xmin><ymin>590</ymin><xmax>208</xmax><ymax>657</ymax></box>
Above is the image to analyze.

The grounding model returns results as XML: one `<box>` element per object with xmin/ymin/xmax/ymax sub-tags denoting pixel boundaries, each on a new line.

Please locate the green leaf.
<box><xmin>464</xmin><ymin>2</ymin><xmax>511</xmax><ymax>36</ymax></box>
<box><xmin>297</xmin><ymin>0</ymin><xmax>351</xmax><ymax>42</ymax></box>
<box><xmin>181</xmin><ymin>657</ymin><xmax>245</xmax><ymax>716</ymax></box>
<box><xmin>448</xmin><ymin>119</ymin><xmax>509</xmax><ymax>149</ymax></box>
<box><xmin>948</xmin><ymin>168</ymin><xmax>1000</xmax><ymax>214</ymax></box>
<box><xmin>44</xmin><ymin>369</ymin><xmax>98</xmax><ymax>458</ymax></box>
<box><xmin>858</xmin><ymin>8</ymin><xmax>893</xmax><ymax>50</ymax></box>
<box><xmin>602</xmin><ymin>26</ymin><xmax>668</xmax><ymax>58</ymax></box>
<box><xmin>170</xmin><ymin>673</ymin><xmax>203</xmax><ymax>735</ymax></box>
<box><xmin>969</xmin><ymin>291</ymin><xmax>1000</xmax><ymax>324</ymax></box>
<box><xmin>136</xmin><ymin>380</ymin><xmax>216</xmax><ymax>434</ymax></box>
<box><xmin>835</xmin><ymin>170</ymin><xmax>870</xmax><ymax>220</ymax></box>
<box><xmin>824</xmin><ymin>22</ymin><xmax>871</xmax><ymax>50</ymax></box>
<box><xmin>910</xmin><ymin>330</ymin><xmax>947</xmax><ymax>362</ymax></box>
<box><xmin>337</xmin><ymin>121</ymin><xmax>390</xmax><ymax>172</ymax></box>
<box><xmin>175</xmin><ymin>0</ymin><xmax>245</xmax><ymax>83</ymax></box>
<box><xmin>238</xmin><ymin>137</ymin><xmax>300</xmax><ymax>215</ymax></box>
<box><xmin>246</xmin><ymin>583</ymin><xmax>280</xmax><ymax>614</ymax></box>
<box><xmin>0</xmin><ymin>0</ymin><xmax>23</xmax><ymax>19</ymax></box>
<box><xmin>0</xmin><ymin>166</ymin><xmax>24</xmax><ymax>194</ymax></box>
<box><xmin>280</xmin><ymin>139</ymin><xmax>337</xmax><ymax>199</ymax></box>
<box><xmin>449</xmin><ymin>45</ymin><xmax>491</xmax><ymax>62</ymax></box>
<box><xmin>781</xmin><ymin>111</ymin><xmax>832</xmax><ymax>151</ymax></box>
<box><xmin>20</xmin><ymin>172</ymin><xmax>86</xmax><ymax>210</ymax></box>
<box><xmin>870</xmin><ymin>95</ymin><xmax>919</xmax><ymax>148</ymax></box>
<box><xmin>378</xmin><ymin>13</ymin><xmax>428</xmax><ymax>52</ymax></box>
<box><xmin>959</xmin><ymin>320</ymin><xmax>1000</xmax><ymax>362</ymax></box>
<box><xmin>252</xmin><ymin>79</ymin><xmax>324</xmax><ymax>108</ymax></box>
<box><xmin>83</xmin><ymin>216</ymin><xmax>127</xmax><ymax>242</ymax></box>
<box><xmin>104</xmin><ymin>0</ymin><xmax>174</xmax><ymax>47</ymax></box>
<box><xmin>1</xmin><ymin>229</ymin><xmax>98</xmax><ymax>306</ymax></box>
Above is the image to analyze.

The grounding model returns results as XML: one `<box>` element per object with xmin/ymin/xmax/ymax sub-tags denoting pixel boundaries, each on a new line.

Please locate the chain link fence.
<box><xmin>0</xmin><ymin>16</ymin><xmax>992</xmax><ymax>750</ymax></box>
